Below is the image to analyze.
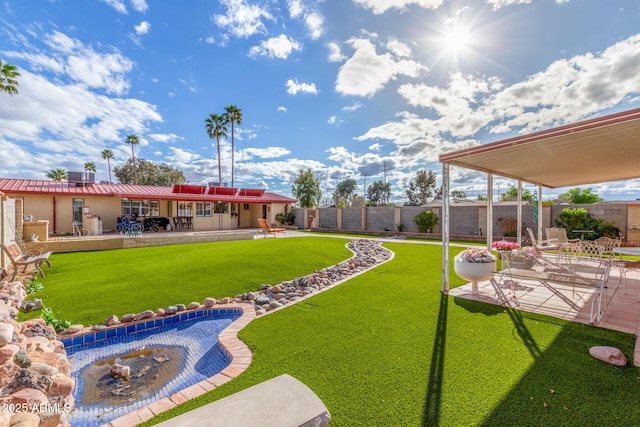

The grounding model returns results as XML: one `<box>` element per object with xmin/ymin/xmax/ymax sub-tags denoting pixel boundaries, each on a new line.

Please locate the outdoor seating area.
<box><xmin>171</xmin><ymin>216</ymin><xmax>194</xmax><ymax>231</ymax></box>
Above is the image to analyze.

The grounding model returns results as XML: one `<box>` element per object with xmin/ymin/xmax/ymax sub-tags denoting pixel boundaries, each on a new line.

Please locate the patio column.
<box><xmin>486</xmin><ymin>173</ymin><xmax>493</xmax><ymax>250</ymax></box>
<box><xmin>537</xmin><ymin>185</ymin><xmax>543</xmax><ymax>241</ymax></box>
<box><xmin>441</xmin><ymin>162</ymin><xmax>450</xmax><ymax>293</ymax></box>
<box><xmin>517</xmin><ymin>181</ymin><xmax>523</xmax><ymax>245</ymax></box>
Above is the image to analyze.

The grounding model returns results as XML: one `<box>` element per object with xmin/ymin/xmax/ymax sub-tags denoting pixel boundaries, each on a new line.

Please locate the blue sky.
<box><xmin>1</xmin><ymin>0</ymin><xmax>639</xmax><ymax>203</ymax></box>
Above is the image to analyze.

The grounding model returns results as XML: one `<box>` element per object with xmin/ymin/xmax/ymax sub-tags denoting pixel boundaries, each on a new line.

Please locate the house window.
<box><xmin>177</xmin><ymin>201</ymin><xmax>193</xmax><ymax>217</ymax></box>
<box><xmin>121</xmin><ymin>200</ymin><xmax>159</xmax><ymax>217</ymax></box>
<box><xmin>196</xmin><ymin>202</ymin><xmax>212</xmax><ymax>217</ymax></box>
<box><xmin>243</xmin><ymin>203</ymin><xmax>250</xmax><ymax>210</ymax></box>
<box><xmin>214</xmin><ymin>202</ymin><xmax>228</xmax><ymax>213</ymax></box>
<box><xmin>73</xmin><ymin>199</ymin><xmax>84</xmax><ymax>225</ymax></box>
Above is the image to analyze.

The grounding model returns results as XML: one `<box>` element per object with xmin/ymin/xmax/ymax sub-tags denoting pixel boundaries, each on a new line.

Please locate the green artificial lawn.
<box><xmin>22</xmin><ymin>237</ymin><xmax>352</xmax><ymax>326</ymax></box>
<box><xmin>138</xmin><ymin>242</ymin><xmax>640</xmax><ymax>427</ymax></box>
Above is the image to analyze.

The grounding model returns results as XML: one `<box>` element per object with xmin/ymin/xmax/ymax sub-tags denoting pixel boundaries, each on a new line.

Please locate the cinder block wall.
<box><xmin>319</xmin><ymin>208</ymin><xmax>337</xmax><ymax>228</ymax></box>
<box><xmin>342</xmin><ymin>207</ymin><xmax>362</xmax><ymax>230</ymax></box>
<box><xmin>366</xmin><ymin>206</ymin><xmax>395</xmax><ymax>231</ymax></box>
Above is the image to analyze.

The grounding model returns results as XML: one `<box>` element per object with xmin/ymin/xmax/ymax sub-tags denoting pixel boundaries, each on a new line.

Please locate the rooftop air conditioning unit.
<box><xmin>209</xmin><ymin>182</ymin><xmax>228</xmax><ymax>187</ymax></box>
<box><xmin>68</xmin><ymin>171</ymin><xmax>95</xmax><ymax>186</ymax></box>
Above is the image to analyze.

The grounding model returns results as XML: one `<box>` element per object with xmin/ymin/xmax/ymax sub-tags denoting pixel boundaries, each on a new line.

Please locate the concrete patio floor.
<box><xmin>449</xmin><ymin>263</ymin><xmax>640</xmax><ymax>366</ymax></box>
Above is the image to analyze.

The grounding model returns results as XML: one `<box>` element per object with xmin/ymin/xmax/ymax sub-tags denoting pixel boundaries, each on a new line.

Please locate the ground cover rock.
<box><xmin>187</xmin><ymin>302</ymin><xmax>200</xmax><ymax>310</ymax></box>
<box><xmin>589</xmin><ymin>346</ymin><xmax>627</xmax><ymax>366</ymax></box>
<box><xmin>120</xmin><ymin>314</ymin><xmax>135</xmax><ymax>323</ymax></box>
<box><xmin>0</xmin><ymin>322</ymin><xmax>15</xmax><ymax>345</ymax></box>
<box><xmin>134</xmin><ymin>310</ymin><xmax>154</xmax><ymax>321</ymax></box>
<box><xmin>63</xmin><ymin>325</ymin><xmax>83</xmax><ymax>335</ymax></box>
<box><xmin>203</xmin><ymin>298</ymin><xmax>216</xmax><ymax>307</ymax></box>
<box><xmin>102</xmin><ymin>315</ymin><xmax>119</xmax><ymax>326</ymax></box>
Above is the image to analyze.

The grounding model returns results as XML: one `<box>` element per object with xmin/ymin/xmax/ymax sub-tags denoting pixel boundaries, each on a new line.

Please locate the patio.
<box><xmin>449</xmin><ymin>261</ymin><xmax>640</xmax><ymax>365</ymax></box>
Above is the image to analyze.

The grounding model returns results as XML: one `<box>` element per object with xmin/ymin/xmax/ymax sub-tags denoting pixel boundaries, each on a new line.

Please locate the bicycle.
<box><xmin>115</xmin><ymin>217</ymin><xmax>143</xmax><ymax>236</ymax></box>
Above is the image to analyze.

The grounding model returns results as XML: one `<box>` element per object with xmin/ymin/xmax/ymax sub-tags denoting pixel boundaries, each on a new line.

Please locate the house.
<box><xmin>0</xmin><ymin>177</ymin><xmax>297</xmax><ymax>237</ymax></box>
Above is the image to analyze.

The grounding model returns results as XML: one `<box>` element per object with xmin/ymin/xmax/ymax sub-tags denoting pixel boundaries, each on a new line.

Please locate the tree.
<box><xmin>126</xmin><ymin>134</ymin><xmax>140</xmax><ymax>184</ymax></box>
<box><xmin>406</xmin><ymin>169</ymin><xmax>437</xmax><ymax>206</ymax></box>
<box><xmin>114</xmin><ymin>158</ymin><xmax>186</xmax><ymax>186</ymax></box>
<box><xmin>101</xmin><ymin>149</ymin><xmax>114</xmax><ymax>183</ymax></box>
<box><xmin>46</xmin><ymin>168</ymin><xmax>67</xmax><ymax>181</ymax></box>
<box><xmin>332</xmin><ymin>178</ymin><xmax>357</xmax><ymax>206</ymax></box>
<box><xmin>292</xmin><ymin>168</ymin><xmax>321</xmax><ymax>208</ymax></box>
<box><xmin>558</xmin><ymin>187</ymin><xmax>603</xmax><ymax>204</ymax></box>
<box><xmin>84</xmin><ymin>161</ymin><xmax>96</xmax><ymax>173</ymax></box>
<box><xmin>367</xmin><ymin>180</ymin><xmax>391</xmax><ymax>205</ymax></box>
<box><xmin>0</xmin><ymin>59</ymin><xmax>20</xmax><ymax>96</ymax></box>
<box><xmin>223</xmin><ymin>105</ymin><xmax>242</xmax><ymax>189</ymax></box>
<box><xmin>205</xmin><ymin>113</ymin><xmax>228</xmax><ymax>185</ymax></box>
<box><xmin>500</xmin><ymin>186</ymin><xmax>534</xmax><ymax>203</ymax></box>
<box><xmin>451</xmin><ymin>189</ymin><xmax>467</xmax><ymax>198</ymax></box>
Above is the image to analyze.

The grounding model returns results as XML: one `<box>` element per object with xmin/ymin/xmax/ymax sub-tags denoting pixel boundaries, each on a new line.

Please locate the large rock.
<box><xmin>134</xmin><ymin>310</ymin><xmax>155</xmax><ymax>321</ymax></box>
<box><xmin>2</xmin><ymin>369</ymin><xmax>52</xmax><ymax>395</ymax></box>
<box><xmin>0</xmin><ymin>322</ymin><xmax>15</xmax><ymax>345</ymax></box>
<box><xmin>8</xmin><ymin>412</ymin><xmax>40</xmax><ymax>427</ymax></box>
<box><xmin>0</xmin><ymin>361</ymin><xmax>20</xmax><ymax>388</ymax></box>
<box><xmin>5</xmin><ymin>387</ymin><xmax>50</xmax><ymax>406</ymax></box>
<box><xmin>589</xmin><ymin>346</ymin><xmax>627</xmax><ymax>366</ymax></box>
<box><xmin>203</xmin><ymin>298</ymin><xmax>216</xmax><ymax>307</ymax></box>
<box><xmin>187</xmin><ymin>302</ymin><xmax>200</xmax><ymax>310</ymax></box>
<box><xmin>0</xmin><ymin>344</ymin><xmax>20</xmax><ymax>364</ymax></box>
<box><xmin>120</xmin><ymin>314</ymin><xmax>135</xmax><ymax>323</ymax></box>
<box><xmin>102</xmin><ymin>315</ymin><xmax>119</xmax><ymax>326</ymax></box>
<box><xmin>63</xmin><ymin>325</ymin><xmax>84</xmax><ymax>335</ymax></box>
<box><xmin>48</xmin><ymin>373</ymin><xmax>74</xmax><ymax>397</ymax></box>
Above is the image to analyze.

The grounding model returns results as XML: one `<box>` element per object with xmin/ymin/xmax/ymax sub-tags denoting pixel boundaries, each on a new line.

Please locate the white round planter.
<box><xmin>454</xmin><ymin>259</ymin><xmax>496</xmax><ymax>294</ymax></box>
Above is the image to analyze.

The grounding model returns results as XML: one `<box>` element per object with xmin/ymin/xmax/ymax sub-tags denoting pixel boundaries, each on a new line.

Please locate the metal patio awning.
<box><xmin>439</xmin><ymin>107</ymin><xmax>640</xmax><ymax>188</ymax></box>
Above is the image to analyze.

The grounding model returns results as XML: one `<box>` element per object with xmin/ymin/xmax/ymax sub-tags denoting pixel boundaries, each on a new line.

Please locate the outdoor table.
<box><xmin>572</xmin><ymin>229</ymin><xmax>593</xmax><ymax>240</ymax></box>
<box><xmin>613</xmin><ymin>247</ymin><xmax>640</xmax><ymax>258</ymax></box>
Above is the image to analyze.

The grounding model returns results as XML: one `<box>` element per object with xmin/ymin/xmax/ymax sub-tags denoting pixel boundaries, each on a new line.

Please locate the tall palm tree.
<box><xmin>126</xmin><ymin>134</ymin><xmax>140</xmax><ymax>184</ymax></box>
<box><xmin>84</xmin><ymin>161</ymin><xmax>96</xmax><ymax>173</ymax></box>
<box><xmin>205</xmin><ymin>113</ymin><xmax>228</xmax><ymax>186</ymax></box>
<box><xmin>0</xmin><ymin>59</ymin><xmax>20</xmax><ymax>96</ymax></box>
<box><xmin>101</xmin><ymin>149</ymin><xmax>114</xmax><ymax>183</ymax></box>
<box><xmin>223</xmin><ymin>105</ymin><xmax>242</xmax><ymax>189</ymax></box>
<box><xmin>46</xmin><ymin>168</ymin><xmax>67</xmax><ymax>182</ymax></box>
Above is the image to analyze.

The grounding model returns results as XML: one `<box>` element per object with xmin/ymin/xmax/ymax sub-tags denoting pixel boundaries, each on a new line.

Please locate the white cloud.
<box><xmin>6</xmin><ymin>31</ymin><xmax>134</xmax><ymax>95</ymax></box>
<box><xmin>353</xmin><ymin>0</ymin><xmax>444</xmax><ymax>15</ymax></box>
<box><xmin>342</xmin><ymin>102</ymin><xmax>363</xmax><ymax>111</ymax></box>
<box><xmin>369</xmin><ymin>143</ymin><xmax>382</xmax><ymax>151</ymax></box>
<box><xmin>287</xmin><ymin>0</ymin><xmax>324</xmax><ymax>40</ymax></box>
<box><xmin>131</xmin><ymin>0</ymin><xmax>149</xmax><ymax>13</ymax></box>
<box><xmin>278</xmin><ymin>106</ymin><xmax>287</xmax><ymax>112</ymax></box>
<box><xmin>328</xmin><ymin>116</ymin><xmax>337</xmax><ymax>125</ymax></box>
<box><xmin>286</xmin><ymin>78</ymin><xmax>318</xmax><ymax>95</ymax></box>
<box><xmin>486</xmin><ymin>0</ymin><xmax>533</xmax><ymax>11</ymax></box>
<box><xmin>148</xmin><ymin>133</ymin><xmax>183</xmax><ymax>143</ymax></box>
<box><xmin>242</xmin><ymin>147</ymin><xmax>291</xmax><ymax>159</ymax></box>
<box><xmin>335</xmin><ymin>37</ymin><xmax>427</xmax><ymax>97</ymax></box>
<box><xmin>204</xmin><ymin>36</ymin><xmax>215</xmax><ymax>44</ymax></box>
<box><xmin>249</xmin><ymin>34</ymin><xmax>302</xmax><ymax>59</ymax></box>
<box><xmin>213</xmin><ymin>0</ymin><xmax>274</xmax><ymax>39</ymax></box>
<box><xmin>327</xmin><ymin>42</ymin><xmax>346</xmax><ymax>62</ymax></box>
<box><xmin>386</xmin><ymin>38</ymin><xmax>412</xmax><ymax>58</ymax></box>
<box><xmin>102</xmin><ymin>0</ymin><xmax>127</xmax><ymax>14</ymax></box>
<box><xmin>134</xmin><ymin>21</ymin><xmax>151</xmax><ymax>35</ymax></box>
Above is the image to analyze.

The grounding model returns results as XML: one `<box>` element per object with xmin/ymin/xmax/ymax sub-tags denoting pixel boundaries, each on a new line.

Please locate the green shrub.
<box><xmin>555</xmin><ymin>207</ymin><xmax>620</xmax><ymax>239</ymax></box>
<box><xmin>413</xmin><ymin>210</ymin><xmax>438</xmax><ymax>233</ymax></box>
<box><xmin>275</xmin><ymin>205</ymin><xmax>296</xmax><ymax>225</ymax></box>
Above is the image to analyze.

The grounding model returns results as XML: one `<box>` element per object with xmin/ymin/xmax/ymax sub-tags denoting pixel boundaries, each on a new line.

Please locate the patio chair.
<box><xmin>526</xmin><ymin>228</ymin><xmax>559</xmax><ymax>251</ymax></box>
<box><xmin>594</xmin><ymin>236</ymin><xmax>622</xmax><ymax>256</ymax></box>
<box><xmin>545</xmin><ymin>227</ymin><xmax>580</xmax><ymax>251</ymax></box>
<box><xmin>258</xmin><ymin>218</ymin><xmax>286</xmax><ymax>238</ymax></box>
<box><xmin>1</xmin><ymin>241</ymin><xmax>51</xmax><ymax>281</ymax></box>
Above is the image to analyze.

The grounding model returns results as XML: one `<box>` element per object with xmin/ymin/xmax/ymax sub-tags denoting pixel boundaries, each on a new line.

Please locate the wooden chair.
<box><xmin>1</xmin><ymin>241</ymin><xmax>51</xmax><ymax>281</ymax></box>
<box><xmin>258</xmin><ymin>218</ymin><xmax>286</xmax><ymax>238</ymax></box>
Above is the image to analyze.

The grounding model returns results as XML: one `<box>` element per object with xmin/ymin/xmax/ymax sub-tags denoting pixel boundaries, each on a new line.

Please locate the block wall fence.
<box><xmin>292</xmin><ymin>203</ymin><xmax>640</xmax><ymax>243</ymax></box>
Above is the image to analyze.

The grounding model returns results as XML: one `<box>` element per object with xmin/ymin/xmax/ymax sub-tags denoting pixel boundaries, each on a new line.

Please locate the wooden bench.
<box><xmin>258</xmin><ymin>218</ymin><xmax>286</xmax><ymax>237</ymax></box>
<box><xmin>1</xmin><ymin>241</ymin><xmax>51</xmax><ymax>281</ymax></box>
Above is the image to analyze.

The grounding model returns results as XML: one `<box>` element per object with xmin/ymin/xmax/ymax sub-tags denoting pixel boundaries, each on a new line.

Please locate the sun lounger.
<box><xmin>258</xmin><ymin>218</ymin><xmax>286</xmax><ymax>238</ymax></box>
<box><xmin>1</xmin><ymin>241</ymin><xmax>51</xmax><ymax>281</ymax></box>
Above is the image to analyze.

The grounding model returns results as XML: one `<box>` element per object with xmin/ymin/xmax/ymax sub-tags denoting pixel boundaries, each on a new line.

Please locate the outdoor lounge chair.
<box><xmin>526</xmin><ymin>228</ymin><xmax>559</xmax><ymax>251</ymax></box>
<box><xmin>545</xmin><ymin>227</ymin><xmax>580</xmax><ymax>251</ymax></box>
<box><xmin>258</xmin><ymin>218</ymin><xmax>286</xmax><ymax>238</ymax></box>
<box><xmin>1</xmin><ymin>241</ymin><xmax>51</xmax><ymax>281</ymax></box>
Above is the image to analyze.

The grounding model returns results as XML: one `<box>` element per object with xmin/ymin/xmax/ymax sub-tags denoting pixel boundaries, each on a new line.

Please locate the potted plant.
<box><xmin>454</xmin><ymin>248</ymin><xmax>497</xmax><ymax>294</ymax></box>
<box><xmin>491</xmin><ymin>241</ymin><xmax>520</xmax><ymax>252</ymax></box>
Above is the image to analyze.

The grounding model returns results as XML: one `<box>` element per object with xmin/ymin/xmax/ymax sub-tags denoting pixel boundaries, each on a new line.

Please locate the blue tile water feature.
<box><xmin>64</xmin><ymin>308</ymin><xmax>241</xmax><ymax>427</ymax></box>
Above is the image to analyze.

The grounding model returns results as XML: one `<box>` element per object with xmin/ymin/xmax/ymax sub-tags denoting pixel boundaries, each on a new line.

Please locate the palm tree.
<box><xmin>223</xmin><ymin>105</ymin><xmax>242</xmax><ymax>189</ymax></box>
<box><xmin>101</xmin><ymin>149</ymin><xmax>114</xmax><ymax>183</ymax></box>
<box><xmin>205</xmin><ymin>113</ymin><xmax>228</xmax><ymax>186</ymax></box>
<box><xmin>126</xmin><ymin>134</ymin><xmax>140</xmax><ymax>184</ymax></box>
<box><xmin>84</xmin><ymin>161</ymin><xmax>96</xmax><ymax>173</ymax></box>
<box><xmin>46</xmin><ymin>168</ymin><xmax>67</xmax><ymax>182</ymax></box>
<box><xmin>0</xmin><ymin>59</ymin><xmax>20</xmax><ymax>96</ymax></box>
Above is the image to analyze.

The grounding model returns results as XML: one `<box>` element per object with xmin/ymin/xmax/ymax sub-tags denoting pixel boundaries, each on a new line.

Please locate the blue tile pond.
<box><xmin>64</xmin><ymin>308</ymin><xmax>241</xmax><ymax>427</ymax></box>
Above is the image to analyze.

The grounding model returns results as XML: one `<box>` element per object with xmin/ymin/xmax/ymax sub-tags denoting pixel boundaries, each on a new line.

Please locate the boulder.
<box><xmin>120</xmin><ymin>314</ymin><xmax>135</xmax><ymax>323</ymax></box>
<box><xmin>589</xmin><ymin>346</ymin><xmax>627</xmax><ymax>366</ymax></box>
<box><xmin>6</xmin><ymin>387</ymin><xmax>50</xmax><ymax>406</ymax></box>
<box><xmin>2</xmin><ymin>369</ymin><xmax>52</xmax><ymax>395</ymax></box>
<box><xmin>8</xmin><ymin>412</ymin><xmax>40</xmax><ymax>427</ymax></box>
<box><xmin>187</xmin><ymin>302</ymin><xmax>200</xmax><ymax>310</ymax></box>
<box><xmin>156</xmin><ymin>308</ymin><xmax>166</xmax><ymax>317</ymax></box>
<box><xmin>203</xmin><ymin>298</ymin><xmax>216</xmax><ymax>307</ymax></box>
<box><xmin>134</xmin><ymin>310</ymin><xmax>155</xmax><ymax>321</ymax></box>
<box><xmin>13</xmin><ymin>350</ymin><xmax>31</xmax><ymax>368</ymax></box>
<box><xmin>110</xmin><ymin>363</ymin><xmax>130</xmax><ymax>381</ymax></box>
<box><xmin>219</xmin><ymin>297</ymin><xmax>231</xmax><ymax>305</ymax></box>
<box><xmin>176</xmin><ymin>304</ymin><xmax>186</xmax><ymax>312</ymax></box>
<box><xmin>102</xmin><ymin>315</ymin><xmax>119</xmax><ymax>326</ymax></box>
<box><xmin>63</xmin><ymin>325</ymin><xmax>84</xmax><ymax>335</ymax></box>
<box><xmin>48</xmin><ymin>373</ymin><xmax>74</xmax><ymax>397</ymax></box>
<box><xmin>23</xmin><ymin>323</ymin><xmax>56</xmax><ymax>340</ymax></box>
<box><xmin>0</xmin><ymin>344</ymin><xmax>20</xmax><ymax>364</ymax></box>
<box><xmin>0</xmin><ymin>361</ymin><xmax>20</xmax><ymax>388</ymax></box>
<box><xmin>0</xmin><ymin>322</ymin><xmax>15</xmax><ymax>345</ymax></box>
<box><xmin>28</xmin><ymin>362</ymin><xmax>58</xmax><ymax>377</ymax></box>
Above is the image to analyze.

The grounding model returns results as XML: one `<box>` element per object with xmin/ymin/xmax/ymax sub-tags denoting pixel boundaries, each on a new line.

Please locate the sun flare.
<box><xmin>441</xmin><ymin>26</ymin><xmax>470</xmax><ymax>53</ymax></box>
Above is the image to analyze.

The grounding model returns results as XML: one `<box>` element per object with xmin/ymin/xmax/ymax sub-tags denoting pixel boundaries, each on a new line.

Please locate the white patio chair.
<box><xmin>526</xmin><ymin>228</ymin><xmax>559</xmax><ymax>251</ymax></box>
